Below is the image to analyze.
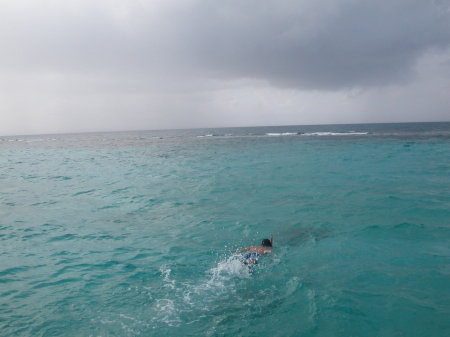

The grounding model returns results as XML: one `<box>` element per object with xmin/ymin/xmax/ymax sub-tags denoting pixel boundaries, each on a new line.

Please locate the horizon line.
<box><xmin>1</xmin><ymin>120</ymin><xmax>450</xmax><ymax>138</ymax></box>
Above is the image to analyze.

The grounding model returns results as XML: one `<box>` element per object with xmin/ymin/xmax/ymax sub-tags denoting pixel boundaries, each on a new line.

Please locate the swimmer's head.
<box><xmin>261</xmin><ymin>238</ymin><xmax>272</xmax><ymax>247</ymax></box>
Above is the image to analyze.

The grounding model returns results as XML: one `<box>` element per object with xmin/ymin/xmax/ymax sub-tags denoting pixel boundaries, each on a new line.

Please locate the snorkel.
<box><xmin>261</xmin><ymin>238</ymin><xmax>273</xmax><ymax>247</ymax></box>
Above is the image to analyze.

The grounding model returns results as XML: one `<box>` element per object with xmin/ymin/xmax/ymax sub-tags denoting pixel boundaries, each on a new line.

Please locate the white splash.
<box><xmin>207</xmin><ymin>255</ymin><xmax>251</xmax><ymax>288</ymax></box>
<box><xmin>160</xmin><ymin>264</ymin><xmax>176</xmax><ymax>290</ymax></box>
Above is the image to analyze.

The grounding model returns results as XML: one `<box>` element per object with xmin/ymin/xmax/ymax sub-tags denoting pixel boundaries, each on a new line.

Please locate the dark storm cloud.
<box><xmin>177</xmin><ymin>0</ymin><xmax>450</xmax><ymax>89</ymax></box>
<box><xmin>1</xmin><ymin>0</ymin><xmax>449</xmax><ymax>90</ymax></box>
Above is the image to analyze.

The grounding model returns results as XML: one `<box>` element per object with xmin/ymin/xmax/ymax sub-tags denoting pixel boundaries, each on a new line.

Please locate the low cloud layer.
<box><xmin>0</xmin><ymin>0</ymin><xmax>449</xmax><ymax>135</ymax></box>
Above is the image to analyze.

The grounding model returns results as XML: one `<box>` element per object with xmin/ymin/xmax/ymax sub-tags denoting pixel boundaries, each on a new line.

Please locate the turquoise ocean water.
<box><xmin>1</xmin><ymin>122</ymin><xmax>450</xmax><ymax>336</ymax></box>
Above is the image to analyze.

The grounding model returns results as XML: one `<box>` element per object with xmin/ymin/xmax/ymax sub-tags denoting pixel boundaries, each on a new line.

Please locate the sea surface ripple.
<box><xmin>1</xmin><ymin>123</ymin><xmax>450</xmax><ymax>336</ymax></box>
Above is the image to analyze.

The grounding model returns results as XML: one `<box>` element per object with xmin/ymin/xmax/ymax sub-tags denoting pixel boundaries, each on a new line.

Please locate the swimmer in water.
<box><xmin>236</xmin><ymin>236</ymin><xmax>273</xmax><ymax>265</ymax></box>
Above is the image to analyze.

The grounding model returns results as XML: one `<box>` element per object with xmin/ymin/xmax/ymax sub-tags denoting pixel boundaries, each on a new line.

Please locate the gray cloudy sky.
<box><xmin>1</xmin><ymin>0</ymin><xmax>449</xmax><ymax>135</ymax></box>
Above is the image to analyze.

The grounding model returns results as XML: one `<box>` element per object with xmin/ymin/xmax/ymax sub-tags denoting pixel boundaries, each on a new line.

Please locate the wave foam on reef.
<box><xmin>266</xmin><ymin>132</ymin><xmax>298</xmax><ymax>136</ymax></box>
<box><xmin>1</xmin><ymin>137</ymin><xmax>58</xmax><ymax>142</ymax></box>
<box><xmin>196</xmin><ymin>131</ymin><xmax>369</xmax><ymax>138</ymax></box>
<box><xmin>302</xmin><ymin>131</ymin><xmax>369</xmax><ymax>136</ymax></box>
<box><xmin>197</xmin><ymin>134</ymin><xmax>215</xmax><ymax>137</ymax></box>
<box><xmin>197</xmin><ymin>134</ymin><xmax>235</xmax><ymax>138</ymax></box>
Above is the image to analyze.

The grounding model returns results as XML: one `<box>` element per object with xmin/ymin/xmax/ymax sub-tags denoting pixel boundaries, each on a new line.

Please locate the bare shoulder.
<box><xmin>247</xmin><ymin>246</ymin><xmax>272</xmax><ymax>254</ymax></box>
<box><xmin>246</xmin><ymin>246</ymin><xmax>259</xmax><ymax>252</ymax></box>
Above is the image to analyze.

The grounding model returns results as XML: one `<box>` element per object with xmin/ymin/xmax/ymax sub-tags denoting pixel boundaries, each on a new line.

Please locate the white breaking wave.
<box><xmin>302</xmin><ymin>132</ymin><xmax>368</xmax><ymax>136</ymax></box>
<box><xmin>4</xmin><ymin>138</ymin><xmax>57</xmax><ymax>142</ymax></box>
<box><xmin>25</xmin><ymin>138</ymin><xmax>45</xmax><ymax>143</ymax></box>
<box><xmin>266</xmin><ymin>132</ymin><xmax>298</xmax><ymax>136</ymax></box>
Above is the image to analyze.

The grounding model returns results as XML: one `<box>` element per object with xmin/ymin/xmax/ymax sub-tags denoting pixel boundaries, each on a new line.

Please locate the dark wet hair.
<box><xmin>261</xmin><ymin>239</ymin><xmax>272</xmax><ymax>247</ymax></box>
